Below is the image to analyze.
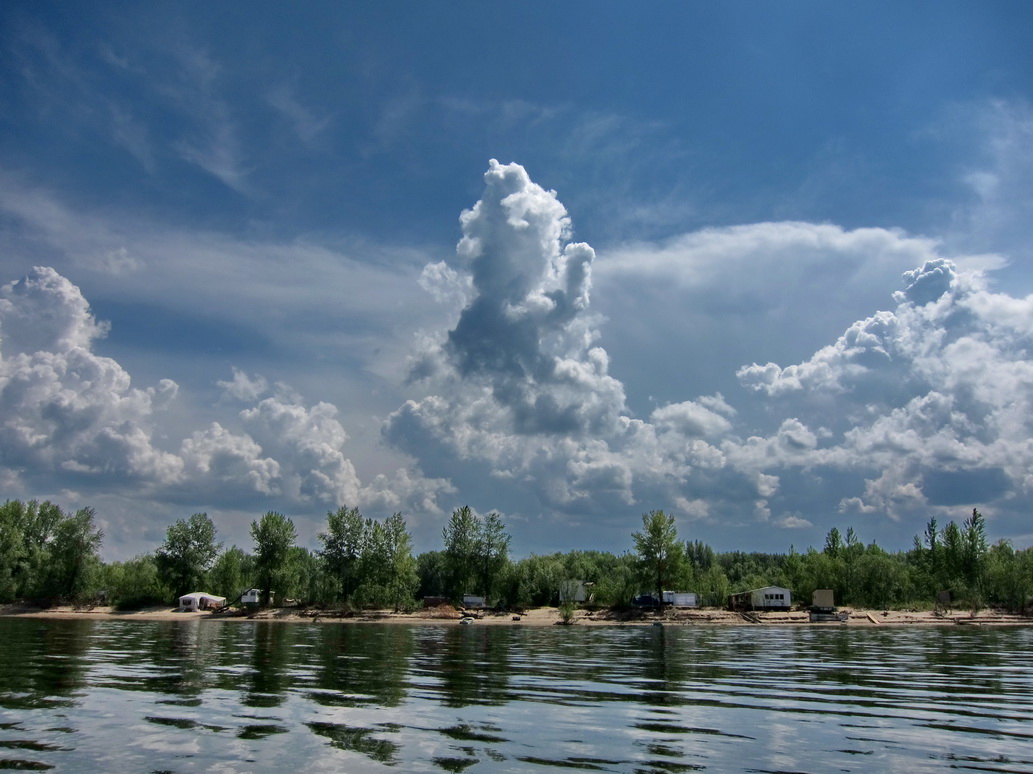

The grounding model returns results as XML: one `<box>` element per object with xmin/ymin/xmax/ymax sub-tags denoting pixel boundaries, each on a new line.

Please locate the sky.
<box><xmin>2</xmin><ymin>2</ymin><xmax>1033</xmax><ymax>562</ymax></box>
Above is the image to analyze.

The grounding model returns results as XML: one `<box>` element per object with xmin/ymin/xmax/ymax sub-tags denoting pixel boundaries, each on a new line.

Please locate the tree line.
<box><xmin>2</xmin><ymin>498</ymin><xmax>1031</xmax><ymax>613</ymax></box>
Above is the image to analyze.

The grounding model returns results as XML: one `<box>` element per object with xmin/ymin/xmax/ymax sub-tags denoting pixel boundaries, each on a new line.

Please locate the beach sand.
<box><xmin>1</xmin><ymin>603</ymin><xmax>1029</xmax><ymax>627</ymax></box>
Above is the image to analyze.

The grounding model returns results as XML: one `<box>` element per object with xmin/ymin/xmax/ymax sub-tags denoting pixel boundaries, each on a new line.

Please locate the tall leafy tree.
<box><xmin>417</xmin><ymin>550</ymin><xmax>447</xmax><ymax>598</ymax></box>
<box><xmin>823</xmin><ymin>527</ymin><xmax>843</xmax><ymax>558</ymax></box>
<box><xmin>441</xmin><ymin>506</ymin><xmax>512</xmax><ymax>604</ymax></box>
<box><xmin>442</xmin><ymin>506</ymin><xmax>479</xmax><ymax>600</ymax></box>
<box><xmin>289</xmin><ymin>546</ymin><xmax>322</xmax><ymax>606</ymax></box>
<box><xmin>250</xmin><ymin>512</ymin><xmax>298</xmax><ymax>605</ymax></box>
<box><xmin>0</xmin><ymin>501</ymin><xmax>24</xmax><ymax>602</ymax></box>
<box><xmin>686</xmin><ymin>540</ymin><xmax>716</xmax><ymax>573</ymax></box>
<box><xmin>941</xmin><ymin>520</ymin><xmax>965</xmax><ymax>594</ymax></box>
<box><xmin>46</xmin><ymin>507</ymin><xmax>104</xmax><ymax>601</ymax></box>
<box><xmin>103</xmin><ymin>555</ymin><xmax>169</xmax><ymax>610</ymax></box>
<box><xmin>0</xmin><ymin>499</ymin><xmax>66</xmax><ymax>601</ymax></box>
<box><xmin>477</xmin><ymin>512</ymin><xmax>511</xmax><ymax>604</ymax></box>
<box><xmin>632</xmin><ymin>510</ymin><xmax>687</xmax><ymax>601</ymax></box>
<box><xmin>155</xmin><ymin>513</ymin><xmax>222</xmax><ymax>600</ymax></box>
<box><xmin>317</xmin><ymin>506</ymin><xmax>366</xmax><ymax>601</ymax></box>
<box><xmin>382</xmin><ymin>513</ymin><xmax>419</xmax><ymax>611</ymax></box>
<box><xmin>208</xmin><ymin>546</ymin><xmax>252</xmax><ymax>601</ymax></box>
<box><xmin>962</xmin><ymin>508</ymin><xmax>989</xmax><ymax>594</ymax></box>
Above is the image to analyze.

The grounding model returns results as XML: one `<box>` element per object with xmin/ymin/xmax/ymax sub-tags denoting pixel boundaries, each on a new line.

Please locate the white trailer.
<box><xmin>729</xmin><ymin>586</ymin><xmax>792</xmax><ymax>611</ymax></box>
<box><xmin>662</xmin><ymin>591</ymin><xmax>698</xmax><ymax>608</ymax></box>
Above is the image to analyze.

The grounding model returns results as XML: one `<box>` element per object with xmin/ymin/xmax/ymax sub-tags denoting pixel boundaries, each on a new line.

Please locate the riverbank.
<box><xmin>2</xmin><ymin>603</ymin><xmax>1030</xmax><ymax>627</ymax></box>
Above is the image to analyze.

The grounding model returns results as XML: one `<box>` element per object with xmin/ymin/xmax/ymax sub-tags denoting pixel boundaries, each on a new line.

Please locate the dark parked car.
<box><xmin>632</xmin><ymin>594</ymin><xmax>661</xmax><ymax>607</ymax></box>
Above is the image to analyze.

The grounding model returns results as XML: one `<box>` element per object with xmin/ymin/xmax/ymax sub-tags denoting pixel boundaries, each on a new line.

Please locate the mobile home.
<box><xmin>662</xmin><ymin>591</ymin><xmax>698</xmax><ymax>608</ymax></box>
<box><xmin>728</xmin><ymin>586</ymin><xmax>792</xmax><ymax>611</ymax></box>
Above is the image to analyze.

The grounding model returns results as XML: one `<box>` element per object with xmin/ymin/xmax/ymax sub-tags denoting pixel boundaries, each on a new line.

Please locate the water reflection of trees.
<box><xmin>84</xmin><ymin>620</ymin><xmax>226</xmax><ymax>705</ymax></box>
<box><xmin>307</xmin><ymin>720</ymin><xmax>400</xmax><ymax>765</ymax></box>
<box><xmin>0</xmin><ymin>619</ymin><xmax>92</xmax><ymax>710</ymax></box>
<box><xmin>241</xmin><ymin>622</ymin><xmax>298</xmax><ymax>708</ymax></box>
<box><xmin>431</xmin><ymin>626</ymin><xmax>511</xmax><ymax>708</ymax></box>
<box><xmin>309</xmin><ymin>624</ymin><xmax>414</xmax><ymax>708</ymax></box>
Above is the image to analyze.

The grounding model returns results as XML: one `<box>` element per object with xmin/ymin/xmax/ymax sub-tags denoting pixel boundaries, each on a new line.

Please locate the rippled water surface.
<box><xmin>1</xmin><ymin>618</ymin><xmax>1032</xmax><ymax>772</ymax></box>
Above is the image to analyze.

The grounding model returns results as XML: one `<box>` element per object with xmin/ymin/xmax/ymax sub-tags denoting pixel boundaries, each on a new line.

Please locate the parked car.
<box><xmin>632</xmin><ymin>594</ymin><xmax>661</xmax><ymax>607</ymax></box>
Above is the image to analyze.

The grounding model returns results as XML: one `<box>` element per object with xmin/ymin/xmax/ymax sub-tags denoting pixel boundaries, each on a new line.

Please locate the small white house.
<box><xmin>178</xmin><ymin>592</ymin><xmax>227</xmax><ymax>612</ymax></box>
<box><xmin>662</xmin><ymin>591</ymin><xmax>698</xmax><ymax>608</ymax></box>
<box><xmin>728</xmin><ymin>586</ymin><xmax>792</xmax><ymax>611</ymax></box>
<box><xmin>241</xmin><ymin>588</ymin><xmax>262</xmax><ymax>605</ymax></box>
<box><xmin>559</xmin><ymin>580</ymin><xmax>590</xmax><ymax>604</ymax></box>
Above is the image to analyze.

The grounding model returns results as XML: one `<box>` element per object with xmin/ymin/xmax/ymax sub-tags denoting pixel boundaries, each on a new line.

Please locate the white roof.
<box><xmin>179</xmin><ymin>592</ymin><xmax>226</xmax><ymax>603</ymax></box>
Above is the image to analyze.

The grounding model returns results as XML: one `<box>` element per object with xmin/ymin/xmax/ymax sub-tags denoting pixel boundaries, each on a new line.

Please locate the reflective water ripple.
<box><xmin>0</xmin><ymin>619</ymin><xmax>1032</xmax><ymax>771</ymax></box>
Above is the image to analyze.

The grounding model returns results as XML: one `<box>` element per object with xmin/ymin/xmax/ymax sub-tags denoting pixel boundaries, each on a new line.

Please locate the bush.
<box><xmin>559</xmin><ymin>601</ymin><xmax>576</xmax><ymax>625</ymax></box>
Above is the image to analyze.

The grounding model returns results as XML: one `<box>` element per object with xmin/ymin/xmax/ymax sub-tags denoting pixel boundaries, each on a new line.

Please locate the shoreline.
<box><xmin>2</xmin><ymin>604</ymin><xmax>1031</xmax><ymax>627</ymax></box>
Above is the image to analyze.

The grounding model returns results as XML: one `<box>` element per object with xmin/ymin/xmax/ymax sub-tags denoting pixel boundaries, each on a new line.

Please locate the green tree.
<box><xmin>440</xmin><ymin>506</ymin><xmax>512</xmax><ymax>604</ymax></box>
<box><xmin>590</xmin><ymin>551</ymin><xmax>640</xmax><ymax>607</ymax></box>
<box><xmin>984</xmin><ymin>542</ymin><xmax>1033</xmax><ymax>612</ymax></box>
<box><xmin>696</xmin><ymin>562</ymin><xmax>731</xmax><ymax>607</ymax></box>
<box><xmin>382</xmin><ymin>513</ymin><xmax>419</xmax><ymax>611</ymax></box>
<box><xmin>0</xmin><ymin>499</ymin><xmax>66</xmax><ymax>601</ymax></box>
<box><xmin>353</xmin><ymin>513</ymin><xmax>419</xmax><ymax>610</ymax></box>
<box><xmin>476</xmin><ymin>512</ymin><xmax>510</xmax><ymax>604</ymax></box>
<box><xmin>103</xmin><ymin>555</ymin><xmax>169</xmax><ymax>610</ymax></box>
<box><xmin>250</xmin><ymin>512</ymin><xmax>298</xmax><ymax>606</ymax></box>
<box><xmin>417</xmin><ymin>550</ymin><xmax>447</xmax><ymax>598</ymax></box>
<box><xmin>941</xmin><ymin>520</ymin><xmax>965</xmax><ymax>594</ymax></box>
<box><xmin>155</xmin><ymin>513</ymin><xmax>222</xmax><ymax>600</ymax></box>
<box><xmin>823</xmin><ymin>527</ymin><xmax>843</xmax><ymax>558</ymax></box>
<box><xmin>509</xmin><ymin>554</ymin><xmax>565</xmax><ymax>607</ymax></box>
<box><xmin>852</xmin><ymin>547</ymin><xmax>910</xmax><ymax>608</ymax></box>
<box><xmin>288</xmin><ymin>546</ymin><xmax>322</xmax><ymax>605</ymax></box>
<box><xmin>686</xmin><ymin>540</ymin><xmax>716</xmax><ymax>573</ymax></box>
<box><xmin>442</xmin><ymin>506</ymin><xmax>479</xmax><ymax>600</ymax></box>
<box><xmin>632</xmin><ymin>510</ymin><xmax>687</xmax><ymax>601</ymax></box>
<box><xmin>0</xmin><ymin>501</ymin><xmax>24</xmax><ymax>602</ymax></box>
<box><xmin>317</xmin><ymin>506</ymin><xmax>366</xmax><ymax>602</ymax></box>
<box><xmin>45</xmin><ymin>507</ymin><xmax>103</xmax><ymax>601</ymax></box>
<box><xmin>962</xmin><ymin>508</ymin><xmax>989</xmax><ymax>596</ymax></box>
<box><xmin>208</xmin><ymin>546</ymin><xmax>253</xmax><ymax>601</ymax></box>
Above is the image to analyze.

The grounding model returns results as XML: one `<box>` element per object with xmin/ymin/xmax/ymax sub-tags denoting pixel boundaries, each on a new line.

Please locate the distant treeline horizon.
<box><xmin>2</xmin><ymin>499</ymin><xmax>1029</xmax><ymax>615</ymax></box>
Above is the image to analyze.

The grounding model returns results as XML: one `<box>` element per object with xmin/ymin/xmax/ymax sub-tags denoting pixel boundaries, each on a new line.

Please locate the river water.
<box><xmin>1</xmin><ymin>618</ymin><xmax>1032</xmax><ymax>772</ymax></box>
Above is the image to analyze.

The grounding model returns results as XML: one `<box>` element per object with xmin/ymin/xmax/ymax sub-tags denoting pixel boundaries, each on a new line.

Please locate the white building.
<box><xmin>662</xmin><ymin>591</ymin><xmax>698</xmax><ymax>608</ymax></box>
<box><xmin>178</xmin><ymin>592</ymin><xmax>227</xmax><ymax>612</ymax></box>
<box><xmin>559</xmin><ymin>580</ymin><xmax>590</xmax><ymax>604</ymax></box>
<box><xmin>728</xmin><ymin>586</ymin><xmax>792</xmax><ymax>611</ymax></box>
<box><xmin>241</xmin><ymin>588</ymin><xmax>262</xmax><ymax>605</ymax></box>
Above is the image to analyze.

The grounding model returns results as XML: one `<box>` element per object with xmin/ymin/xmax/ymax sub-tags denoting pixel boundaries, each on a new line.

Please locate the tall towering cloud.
<box><xmin>390</xmin><ymin>160</ymin><xmax>1033</xmax><ymax>545</ymax></box>
<box><xmin>386</xmin><ymin>162</ymin><xmax>773</xmax><ymax>523</ymax></box>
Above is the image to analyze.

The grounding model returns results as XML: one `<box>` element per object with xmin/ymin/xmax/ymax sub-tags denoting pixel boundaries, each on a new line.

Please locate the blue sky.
<box><xmin>3</xmin><ymin>1</ymin><xmax>1033</xmax><ymax>561</ymax></box>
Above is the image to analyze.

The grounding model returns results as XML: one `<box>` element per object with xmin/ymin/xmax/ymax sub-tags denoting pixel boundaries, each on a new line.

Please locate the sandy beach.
<box><xmin>2</xmin><ymin>603</ymin><xmax>1030</xmax><ymax>627</ymax></box>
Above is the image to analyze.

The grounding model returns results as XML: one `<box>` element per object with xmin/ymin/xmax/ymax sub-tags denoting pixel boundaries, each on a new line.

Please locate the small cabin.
<box><xmin>811</xmin><ymin>589</ymin><xmax>835</xmax><ymax>612</ymax></box>
<box><xmin>728</xmin><ymin>586</ymin><xmax>792</xmax><ymax>611</ymax></box>
<box><xmin>662</xmin><ymin>591</ymin><xmax>698</xmax><ymax>608</ymax></box>
<box><xmin>559</xmin><ymin>580</ymin><xmax>590</xmax><ymax>604</ymax></box>
<box><xmin>241</xmin><ymin>588</ymin><xmax>262</xmax><ymax>604</ymax></box>
<box><xmin>178</xmin><ymin>592</ymin><xmax>227</xmax><ymax>612</ymax></box>
<box><xmin>809</xmin><ymin>589</ymin><xmax>844</xmax><ymax>622</ymax></box>
<box><xmin>462</xmin><ymin>595</ymin><xmax>486</xmax><ymax>609</ymax></box>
